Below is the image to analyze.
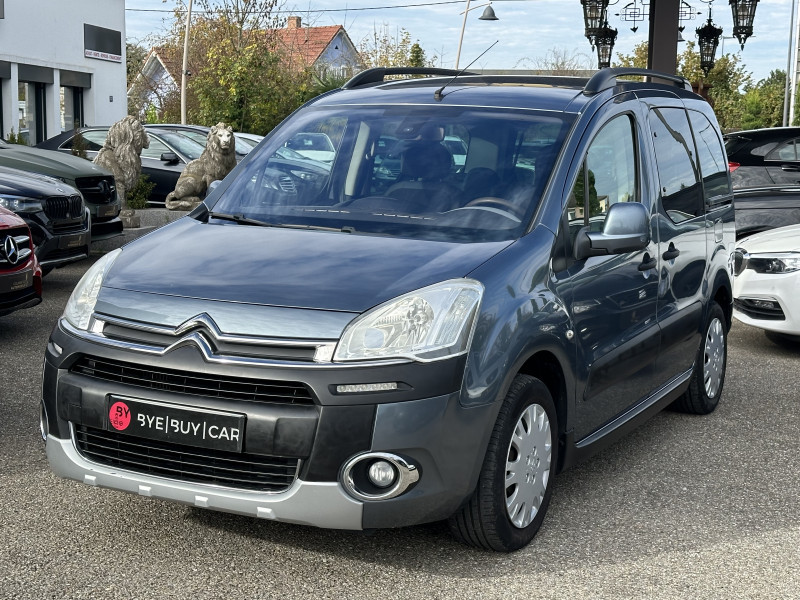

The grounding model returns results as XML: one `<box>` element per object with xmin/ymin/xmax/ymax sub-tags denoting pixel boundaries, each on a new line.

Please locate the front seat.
<box><xmin>386</xmin><ymin>142</ymin><xmax>460</xmax><ymax>213</ymax></box>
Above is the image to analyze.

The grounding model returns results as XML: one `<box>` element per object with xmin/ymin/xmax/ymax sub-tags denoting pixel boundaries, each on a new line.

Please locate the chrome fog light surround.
<box><xmin>39</xmin><ymin>400</ymin><xmax>49</xmax><ymax>442</ymax></box>
<box><xmin>341</xmin><ymin>452</ymin><xmax>420</xmax><ymax>501</ymax></box>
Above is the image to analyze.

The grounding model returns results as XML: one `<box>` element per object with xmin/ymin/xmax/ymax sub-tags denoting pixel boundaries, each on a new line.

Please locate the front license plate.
<box><xmin>59</xmin><ymin>232</ymin><xmax>86</xmax><ymax>249</ymax></box>
<box><xmin>99</xmin><ymin>204</ymin><xmax>117</xmax><ymax>217</ymax></box>
<box><xmin>0</xmin><ymin>268</ymin><xmax>32</xmax><ymax>293</ymax></box>
<box><xmin>106</xmin><ymin>397</ymin><xmax>246</xmax><ymax>452</ymax></box>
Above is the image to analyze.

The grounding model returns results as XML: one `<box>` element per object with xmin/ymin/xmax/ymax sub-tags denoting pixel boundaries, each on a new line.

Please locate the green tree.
<box><xmin>126</xmin><ymin>42</ymin><xmax>148</xmax><ymax>87</ymax></box>
<box><xmin>409</xmin><ymin>43</ymin><xmax>426</xmax><ymax>68</ymax></box>
<box><xmin>358</xmin><ymin>24</ymin><xmax>436</xmax><ymax>68</ymax></box>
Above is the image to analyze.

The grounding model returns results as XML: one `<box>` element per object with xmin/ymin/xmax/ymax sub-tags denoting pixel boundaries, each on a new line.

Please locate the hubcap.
<box><xmin>703</xmin><ymin>317</ymin><xmax>725</xmax><ymax>398</ymax></box>
<box><xmin>505</xmin><ymin>403</ymin><xmax>552</xmax><ymax>529</ymax></box>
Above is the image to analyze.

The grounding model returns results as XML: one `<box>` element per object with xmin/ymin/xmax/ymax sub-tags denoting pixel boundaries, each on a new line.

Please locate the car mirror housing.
<box><xmin>160</xmin><ymin>152</ymin><xmax>179</xmax><ymax>164</ymax></box>
<box><xmin>574</xmin><ymin>202</ymin><xmax>650</xmax><ymax>260</ymax></box>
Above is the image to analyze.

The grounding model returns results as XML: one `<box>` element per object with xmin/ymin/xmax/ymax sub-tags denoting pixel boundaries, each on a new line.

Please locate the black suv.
<box><xmin>42</xmin><ymin>68</ymin><xmax>734</xmax><ymax>552</ymax></box>
<box><xmin>0</xmin><ymin>166</ymin><xmax>90</xmax><ymax>272</ymax></box>
<box><xmin>725</xmin><ymin>127</ymin><xmax>800</xmax><ymax>188</ymax></box>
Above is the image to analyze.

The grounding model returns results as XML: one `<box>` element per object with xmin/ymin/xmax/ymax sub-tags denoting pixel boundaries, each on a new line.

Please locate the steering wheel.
<box><xmin>464</xmin><ymin>197</ymin><xmax>524</xmax><ymax>218</ymax></box>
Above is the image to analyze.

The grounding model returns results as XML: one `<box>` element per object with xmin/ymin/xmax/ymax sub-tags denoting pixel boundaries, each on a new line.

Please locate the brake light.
<box><xmin>728</xmin><ymin>162</ymin><xmax>740</xmax><ymax>172</ymax></box>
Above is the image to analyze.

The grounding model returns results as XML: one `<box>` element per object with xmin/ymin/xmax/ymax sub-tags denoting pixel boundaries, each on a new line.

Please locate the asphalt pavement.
<box><xmin>1</xmin><ymin>258</ymin><xmax>798</xmax><ymax>599</ymax></box>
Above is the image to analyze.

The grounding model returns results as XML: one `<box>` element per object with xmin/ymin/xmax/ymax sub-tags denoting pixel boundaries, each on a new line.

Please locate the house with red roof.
<box><xmin>128</xmin><ymin>16</ymin><xmax>361</xmax><ymax>118</ymax></box>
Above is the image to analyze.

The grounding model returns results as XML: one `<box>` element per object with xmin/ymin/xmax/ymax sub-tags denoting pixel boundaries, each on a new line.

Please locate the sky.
<box><xmin>124</xmin><ymin>0</ymin><xmax>797</xmax><ymax>85</ymax></box>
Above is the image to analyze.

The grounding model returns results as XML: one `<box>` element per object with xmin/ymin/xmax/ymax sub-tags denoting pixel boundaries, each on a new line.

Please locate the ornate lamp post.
<box><xmin>595</xmin><ymin>21</ymin><xmax>618</xmax><ymax>68</ymax></box>
<box><xmin>455</xmin><ymin>1</ymin><xmax>499</xmax><ymax>69</ymax></box>
<box><xmin>581</xmin><ymin>0</ymin><xmax>609</xmax><ymax>47</ymax></box>
<box><xmin>729</xmin><ymin>0</ymin><xmax>760</xmax><ymax>49</ymax></box>
<box><xmin>697</xmin><ymin>15</ymin><xmax>723</xmax><ymax>75</ymax></box>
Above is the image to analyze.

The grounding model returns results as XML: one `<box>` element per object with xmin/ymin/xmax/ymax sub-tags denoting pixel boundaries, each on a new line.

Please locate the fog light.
<box><xmin>336</xmin><ymin>382</ymin><xmax>398</xmax><ymax>394</ymax></box>
<box><xmin>752</xmin><ymin>299</ymin><xmax>777</xmax><ymax>310</ymax></box>
<box><xmin>368</xmin><ymin>460</ymin><xmax>396</xmax><ymax>488</ymax></box>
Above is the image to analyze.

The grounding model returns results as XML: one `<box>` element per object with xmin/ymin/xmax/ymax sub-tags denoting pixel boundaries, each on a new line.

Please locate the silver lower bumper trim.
<box><xmin>46</xmin><ymin>435</ymin><xmax>364</xmax><ymax>529</ymax></box>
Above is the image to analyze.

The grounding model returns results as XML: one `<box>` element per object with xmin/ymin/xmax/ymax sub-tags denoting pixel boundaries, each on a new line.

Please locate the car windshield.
<box><xmin>156</xmin><ymin>131</ymin><xmax>205</xmax><ymax>160</ymax></box>
<box><xmin>212</xmin><ymin>105</ymin><xmax>573</xmax><ymax>243</ymax></box>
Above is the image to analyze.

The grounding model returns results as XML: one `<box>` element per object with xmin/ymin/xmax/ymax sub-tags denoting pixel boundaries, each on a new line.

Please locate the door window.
<box><xmin>688</xmin><ymin>110</ymin><xmax>732</xmax><ymax>203</ymax></box>
<box><xmin>649</xmin><ymin>107</ymin><xmax>703</xmax><ymax>221</ymax></box>
<box><xmin>140</xmin><ymin>136</ymin><xmax>171</xmax><ymax>160</ymax></box>
<box><xmin>765</xmin><ymin>139</ymin><xmax>799</xmax><ymax>161</ymax></box>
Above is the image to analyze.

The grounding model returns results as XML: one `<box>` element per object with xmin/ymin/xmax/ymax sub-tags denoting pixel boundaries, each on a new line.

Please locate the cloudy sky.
<box><xmin>125</xmin><ymin>0</ymin><xmax>796</xmax><ymax>84</ymax></box>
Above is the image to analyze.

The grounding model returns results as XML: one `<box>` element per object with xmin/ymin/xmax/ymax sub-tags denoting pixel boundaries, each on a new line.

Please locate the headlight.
<box><xmin>334</xmin><ymin>279</ymin><xmax>483</xmax><ymax>362</ymax></box>
<box><xmin>0</xmin><ymin>195</ymin><xmax>43</xmax><ymax>213</ymax></box>
<box><xmin>63</xmin><ymin>249</ymin><xmax>122</xmax><ymax>330</ymax></box>
<box><xmin>747</xmin><ymin>252</ymin><xmax>800</xmax><ymax>274</ymax></box>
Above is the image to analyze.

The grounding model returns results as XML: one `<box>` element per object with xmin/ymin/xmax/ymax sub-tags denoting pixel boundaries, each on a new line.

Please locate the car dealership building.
<box><xmin>0</xmin><ymin>0</ymin><xmax>126</xmax><ymax>144</ymax></box>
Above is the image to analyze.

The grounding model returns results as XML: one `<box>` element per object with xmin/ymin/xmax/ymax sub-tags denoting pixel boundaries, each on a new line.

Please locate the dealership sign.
<box><xmin>85</xmin><ymin>49</ymin><xmax>121</xmax><ymax>63</ymax></box>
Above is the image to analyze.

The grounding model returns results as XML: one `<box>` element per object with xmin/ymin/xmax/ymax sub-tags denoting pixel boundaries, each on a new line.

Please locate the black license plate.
<box><xmin>98</xmin><ymin>205</ymin><xmax>117</xmax><ymax>217</ymax></box>
<box><xmin>59</xmin><ymin>232</ymin><xmax>86</xmax><ymax>249</ymax></box>
<box><xmin>106</xmin><ymin>397</ymin><xmax>245</xmax><ymax>452</ymax></box>
<box><xmin>0</xmin><ymin>268</ymin><xmax>32</xmax><ymax>293</ymax></box>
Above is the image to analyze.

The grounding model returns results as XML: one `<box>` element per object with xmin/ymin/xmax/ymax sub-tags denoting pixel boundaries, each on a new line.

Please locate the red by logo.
<box><xmin>109</xmin><ymin>401</ymin><xmax>131</xmax><ymax>431</ymax></box>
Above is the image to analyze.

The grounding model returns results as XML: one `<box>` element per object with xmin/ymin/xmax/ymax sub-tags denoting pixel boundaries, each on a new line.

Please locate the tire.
<box><xmin>448</xmin><ymin>374</ymin><xmax>558</xmax><ymax>552</ymax></box>
<box><xmin>672</xmin><ymin>301</ymin><xmax>727</xmax><ymax>414</ymax></box>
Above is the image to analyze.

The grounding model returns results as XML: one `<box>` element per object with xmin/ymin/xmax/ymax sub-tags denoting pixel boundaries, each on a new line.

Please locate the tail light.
<box><xmin>728</xmin><ymin>162</ymin><xmax>740</xmax><ymax>172</ymax></box>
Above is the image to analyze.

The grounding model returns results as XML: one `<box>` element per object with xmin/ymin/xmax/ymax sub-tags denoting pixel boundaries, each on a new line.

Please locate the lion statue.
<box><xmin>165</xmin><ymin>122</ymin><xmax>237</xmax><ymax>211</ymax></box>
<box><xmin>93</xmin><ymin>116</ymin><xmax>149</xmax><ymax>209</ymax></box>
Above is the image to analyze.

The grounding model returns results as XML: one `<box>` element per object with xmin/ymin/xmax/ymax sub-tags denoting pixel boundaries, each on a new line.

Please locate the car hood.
<box><xmin>739</xmin><ymin>223</ymin><xmax>800</xmax><ymax>253</ymax></box>
<box><xmin>0</xmin><ymin>165</ymin><xmax>79</xmax><ymax>198</ymax></box>
<box><xmin>0</xmin><ymin>144</ymin><xmax>110</xmax><ymax>183</ymax></box>
<box><xmin>103</xmin><ymin>217</ymin><xmax>511</xmax><ymax>312</ymax></box>
<box><xmin>0</xmin><ymin>205</ymin><xmax>26</xmax><ymax>228</ymax></box>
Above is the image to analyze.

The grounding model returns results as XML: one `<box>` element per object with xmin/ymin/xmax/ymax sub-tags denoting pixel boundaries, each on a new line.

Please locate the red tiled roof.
<box><xmin>275</xmin><ymin>25</ymin><xmax>344</xmax><ymax>68</ymax></box>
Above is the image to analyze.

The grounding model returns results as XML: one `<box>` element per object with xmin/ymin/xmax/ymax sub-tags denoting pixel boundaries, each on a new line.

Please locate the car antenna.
<box><xmin>434</xmin><ymin>40</ymin><xmax>498</xmax><ymax>102</ymax></box>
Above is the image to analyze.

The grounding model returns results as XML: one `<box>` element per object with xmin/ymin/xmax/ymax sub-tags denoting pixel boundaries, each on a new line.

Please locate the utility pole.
<box><xmin>181</xmin><ymin>0</ymin><xmax>194</xmax><ymax>125</ymax></box>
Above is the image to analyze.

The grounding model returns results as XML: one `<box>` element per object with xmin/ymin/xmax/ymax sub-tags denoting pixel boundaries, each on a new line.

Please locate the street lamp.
<box><xmin>455</xmin><ymin>1</ymin><xmax>499</xmax><ymax>69</ymax></box>
<box><xmin>595</xmin><ymin>21</ymin><xmax>618</xmax><ymax>68</ymax></box>
<box><xmin>697</xmin><ymin>15</ymin><xmax>723</xmax><ymax>75</ymax></box>
<box><xmin>581</xmin><ymin>0</ymin><xmax>609</xmax><ymax>47</ymax></box>
<box><xmin>729</xmin><ymin>0</ymin><xmax>760</xmax><ymax>49</ymax></box>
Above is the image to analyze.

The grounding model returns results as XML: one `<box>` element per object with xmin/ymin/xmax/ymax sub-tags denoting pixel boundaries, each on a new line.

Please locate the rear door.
<box><xmin>764</xmin><ymin>137</ymin><xmax>800</xmax><ymax>185</ymax></box>
<box><xmin>644</xmin><ymin>102</ymin><xmax>707</xmax><ymax>388</ymax></box>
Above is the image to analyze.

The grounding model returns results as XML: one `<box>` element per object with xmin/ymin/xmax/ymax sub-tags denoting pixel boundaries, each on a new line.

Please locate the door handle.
<box><xmin>638</xmin><ymin>253</ymin><xmax>657</xmax><ymax>271</ymax></box>
<box><xmin>662</xmin><ymin>244</ymin><xmax>680</xmax><ymax>261</ymax></box>
<box><xmin>781</xmin><ymin>164</ymin><xmax>800</xmax><ymax>172</ymax></box>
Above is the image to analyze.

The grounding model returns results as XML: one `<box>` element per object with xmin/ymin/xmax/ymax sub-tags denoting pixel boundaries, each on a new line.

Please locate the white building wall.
<box><xmin>0</xmin><ymin>0</ymin><xmax>126</xmax><ymax>141</ymax></box>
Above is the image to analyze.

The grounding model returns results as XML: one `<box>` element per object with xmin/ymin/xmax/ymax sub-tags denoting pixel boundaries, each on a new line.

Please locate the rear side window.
<box><xmin>688</xmin><ymin>110</ymin><xmax>732</xmax><ymax>204</ymax></box>
<box><xmin>765</xmin><ymin>139</ymin><xmax>799</xmax><ymax>161</ymax></box>
<box><xmin>649</xmin><ymin>107</ymin><xmax>703</xmax><ymax>222</ymax></box>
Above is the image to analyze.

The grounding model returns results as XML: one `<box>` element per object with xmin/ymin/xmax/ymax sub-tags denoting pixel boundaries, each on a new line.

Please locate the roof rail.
<box><xmin>583</xmin><ymin>68</ymin><xmax>692</xmax><ymax>95</ymax></box>
<box><xmin>342</xmin><ymin>67</ymin><xmax>474</xmax><ymax>89</ymax></box>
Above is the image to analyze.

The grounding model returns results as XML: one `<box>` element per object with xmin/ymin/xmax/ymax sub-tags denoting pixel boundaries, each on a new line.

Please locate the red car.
<box><xmin>0</xmin><ymin>206</ymin><xmax>42</xmax><ymax>316</ymax></box>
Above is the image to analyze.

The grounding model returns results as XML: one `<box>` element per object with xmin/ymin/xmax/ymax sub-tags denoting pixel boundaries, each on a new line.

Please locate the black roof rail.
<box><xmin>342</xmin><ymin>67</ymin><xmax>475</xmax><ymax>89</ymax></box>
<box><xmin>584</xmin><ymin>67</ymin><xmax>692</xmax><ymax>95</ymax></box>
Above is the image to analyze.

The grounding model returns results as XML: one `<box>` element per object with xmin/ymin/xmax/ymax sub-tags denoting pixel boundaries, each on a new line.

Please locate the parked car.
<box><xmin>144</xmin><ymin>124</ymin><xmax>262</xmax><ymax>158</ymax></box>
<box><xmin>724</xmin><ymin>127</ymin><xmax>800</xmax><ymax>189</ymax></box>
<box><xmin>733</xmin><ymin>185</ymin><xmax>800</xmax><ymax>239</ymax></box>
<box><xmin>0</xmin><ymin>166</ymin><xmax>90</xmax><ymax>273</ymax></box>
<box><xmin>0</xmin><ymin>137</ymin><xmax>120</xmax><ymax>239</ymax></box>
<box><xmin>41</xmin><ymin>67</ymin><xmax>735</xmax><ymax>552</ymax></box>
<box><xmin>0</xmin><ymin>205</ymin><xmax>42</xmax><ymax>315</ymax></box>
<box><xmin>733</xmin><ymin>223</ymin><xmax>800</xmax><ymax>339</ymax></box>
<box><xmin>37</xmin><ymin>127</ymin><xmax>206</xmax><ymax>205</ymax></box>
<box><xmin>286</xmin><ymin>132</ymin><xmax>335</xmax><ymax>162</ymax></box>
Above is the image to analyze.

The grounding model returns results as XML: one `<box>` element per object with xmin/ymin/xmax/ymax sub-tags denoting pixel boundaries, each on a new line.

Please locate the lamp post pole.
<box><xmin>181</xmin><ymin>0</ymin><xmax>194</xmax><ymax>125</ymax></box>
<box><xmin>784</xmin><ymin>0</ymin><xmax>798</xmax><ymax>126</ymax></box>
<box><xmin>455</xmin><ymin>0</ymin><xmax>473</xmax><ymax>69</ymax></box>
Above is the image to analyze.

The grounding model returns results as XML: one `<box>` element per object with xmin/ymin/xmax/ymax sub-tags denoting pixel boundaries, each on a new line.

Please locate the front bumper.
<box><xmin>28</xmin><ymin>208</ymin><xmax>91</xmax><ymax>269</ymax></box>
<box><xmin>733</xmin><ymin>269</ymin><xmax>800</xmax><ymax>334</ymax></box>
<box><xmin>42</xmin><ymin>319</ymin><xmax>490</xmax><ymax>529</ymax></box>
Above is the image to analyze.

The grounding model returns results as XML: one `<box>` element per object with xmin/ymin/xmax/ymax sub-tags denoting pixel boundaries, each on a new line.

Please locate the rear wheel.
<box><xmin>672</xmin><ymin>301</ymin><xmax>727</xmax><ymax>414</ymax></box>
<box><xmin>448</xmin><ymin>375</ymin><xmax>557</xmax><ymax>552</ymax></box>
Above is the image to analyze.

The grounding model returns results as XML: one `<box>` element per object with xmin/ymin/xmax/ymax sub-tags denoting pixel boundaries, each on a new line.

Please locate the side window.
<box><xmin>62</xmin><ymin>130</ymin><xmax>105</xmax><ymax>152</ymax></box>
<box><xmin>140</xmin><ymin>137</ymin><xmax>171</xmax><ymax>160</ymax></box>
<box><xmin>688</xmin><ymin>110</ymin><xmax>732</xmax><ymax>203</ymax></box>
<box><xmin>765</xmin><ymin>139</ymin><xmax>798</xmax><ymax>161</ymax></box>
<box><xmin>568</xmin><ymin>114</ymin><xmax>638</xmax><ymax>230</ymax></box>
<box><xmin>649</xmin><ymin>107</ymin><xmax>703</xmax><ymax>221</ymax></box>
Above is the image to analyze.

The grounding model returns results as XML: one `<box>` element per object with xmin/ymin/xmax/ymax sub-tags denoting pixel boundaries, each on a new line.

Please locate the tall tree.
<box><xmin>359</xmin><ymin>24</ymin><xmax>436</xmax><ymax>68</ymax></box>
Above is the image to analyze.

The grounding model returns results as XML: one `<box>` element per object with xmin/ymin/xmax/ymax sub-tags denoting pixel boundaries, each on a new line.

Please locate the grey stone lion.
<box><xmin>165</xmin><ymin>122</ymin><xmax>237</xmax><ymax>210</ymax></box>
<box><xmin>93</xmin><ymin>116</ymin><xmax>149</xmax><ymax>209</ymax></box>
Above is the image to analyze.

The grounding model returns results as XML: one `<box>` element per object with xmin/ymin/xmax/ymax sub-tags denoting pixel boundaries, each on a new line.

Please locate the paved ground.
<box><xmin>1</xmin><ymin>258</ymin><xmax>798</xmax><ymax>599</ymax></box>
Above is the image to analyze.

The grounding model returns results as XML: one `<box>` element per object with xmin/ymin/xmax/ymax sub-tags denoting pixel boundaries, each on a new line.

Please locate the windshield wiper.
<box><xmin>209</xmin><ymin>211</ymin><xmax>354</xmax><ymax>233</ymax></box>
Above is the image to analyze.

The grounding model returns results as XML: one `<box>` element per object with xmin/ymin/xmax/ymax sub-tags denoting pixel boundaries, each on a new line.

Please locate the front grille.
<box><xmin>734</xmin><ymin>298</ymin><xmax>786</xmax><ymax>321</ymax></box>
<box><xmin>75</xmin><ymin>175</ymin><xmax>117</xmax><ymax>205</ymax></box>
<box><xmin>0</xmin><ymin>229</ymin><xmax>31</xmax><ymax>266</ymax></box>
<box><xmin>70</xmin><ymin>355</ymin><xmax>316</xmax><ymax>405</ymax></box>
<box><xmin>44</xmin><ymin>195</ymin><xmax>84</xmax><ymax>220</ymax></box>
<box><xmin>52</xmin><ymin>221</ymin><xmax>87</xmax><ymax>234</ymax></box>
<box><xmin>74</xmin><ymin>425</ymin><xmax>299</xmax><ymax>491</ymax></box>
<box><xmin>733</xmin><ymin>250</ymin><xmax>745</xmax><ymax>276</ymax></box>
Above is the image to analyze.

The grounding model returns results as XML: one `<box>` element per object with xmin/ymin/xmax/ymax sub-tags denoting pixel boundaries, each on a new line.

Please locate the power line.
<box><xmin>125</xmin><ymin>1</ymin><xmax>465</xmax><ymax>15</ymax></box>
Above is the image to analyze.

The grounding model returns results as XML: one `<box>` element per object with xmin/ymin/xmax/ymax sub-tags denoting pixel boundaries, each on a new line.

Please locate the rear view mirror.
<box><xmin>574</xmin><ymin>202</ymin><xmax>650</xmax><ymax>260</ymax></box>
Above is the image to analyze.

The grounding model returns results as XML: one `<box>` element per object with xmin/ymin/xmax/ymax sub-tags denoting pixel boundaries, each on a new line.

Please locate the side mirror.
<box><xmin>574</xmin><ymin>202</ymin><xmax>650</xmax><ymax>261</ymax></box>
<box><xmin>160</xmin><ymin>152</ymin><xmax>180</xmax><ymax>164</ymax></box>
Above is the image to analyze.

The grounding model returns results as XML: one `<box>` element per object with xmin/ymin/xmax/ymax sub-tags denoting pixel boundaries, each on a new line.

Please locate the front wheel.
<box><xmin>448</xmin><ymin>375</ymin><xmax>558</xmax><ymax>552</ymax></box>
<box><xmin>672</xmin><ymin>301</ymin><xmax>727</xmax><ymax>414</ymax></box>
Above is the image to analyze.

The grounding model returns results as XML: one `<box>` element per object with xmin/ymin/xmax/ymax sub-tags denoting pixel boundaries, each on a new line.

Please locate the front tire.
<box><xmin>673</xmin><ymin>301</ymin><xmax>727</xmax><ymax>414</ymax></box>
<box><xmin>448</xmin><ymin>375</ymin><xmax>558</xmax><ymax>552</ymax></box>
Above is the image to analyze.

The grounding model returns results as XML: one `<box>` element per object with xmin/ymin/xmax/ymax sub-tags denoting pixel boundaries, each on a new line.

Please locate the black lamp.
<box><xmin>729</xmin><ymin>0</ymin><xmax>759</xmax><ymax>49</ymax></box>
<box><xmin>595</xmin><ymin>21</ymin><xmax>618</xmax><ymax>68</ymax></box>
<box><xmin>582</xmin><ymin>0</ymin><xmax>609</xmax><ymax>46</ymax></box>
<box><xmin>697</xmin><ymin>16</ymin><xmax>723</xmax><ymax>75</ymax></box>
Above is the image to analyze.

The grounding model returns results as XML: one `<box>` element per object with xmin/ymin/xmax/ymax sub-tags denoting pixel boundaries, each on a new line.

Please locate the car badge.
<box><xmin>3</xmin><ymin>235</ymin><xmax>20</xmax><ymax>266</ymax></box>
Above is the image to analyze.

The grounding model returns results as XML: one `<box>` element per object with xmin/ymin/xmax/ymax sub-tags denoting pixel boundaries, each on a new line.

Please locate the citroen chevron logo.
<box><xmin>3</xmin><ymin>235</ymin><xmax>20</xmax><ymax>266</ymax></box>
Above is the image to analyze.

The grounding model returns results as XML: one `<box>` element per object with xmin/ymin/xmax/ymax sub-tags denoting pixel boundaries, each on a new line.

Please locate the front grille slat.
<box><xmin>75</xmin><ymin>425</ymin><xmax>299</xmax><ymax>491</ymax></box>
<box><xmin>44</xmin><ymin>195</ymin><xmax>83</xmax><ymax>220</ymax></box>
<box><xmin>70</xmin><ymin>355</ymin><xmax>315</xmax><ymax>405</ymax></box>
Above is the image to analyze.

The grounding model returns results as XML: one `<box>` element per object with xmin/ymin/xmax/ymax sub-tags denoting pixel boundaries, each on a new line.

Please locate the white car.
<box><xmin>733</xmin><ymin>223</ymin><xmax>800</xmax><ymax>335</ymax></box>
<box><xmin>285</xmin><ymin>132</ymin><xmax>335</xmax><ymax>163</ymax></box>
